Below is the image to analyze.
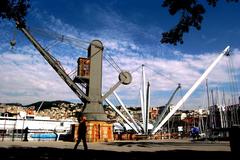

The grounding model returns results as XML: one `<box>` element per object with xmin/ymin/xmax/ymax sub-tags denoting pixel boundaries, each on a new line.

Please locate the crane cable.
<box><xmin>228</xmin><ymin>54</ymin><xmax>239</xmax><ymax>124</ymax></box>
<box><xmin>229</xmin><ymin>55</ymin><xmax>239</xmax><ymax>95</ymax></box>
<box><xmin>144</xmin><ymin>64</ymin><xmax>180</xmax><ymax>85</ymax></box>
<box><xmin>226</xmin><ymin>53</ymin><xmax>239</xmax><ymax>125</ymax></box>
<box><xmin>30</xmin><ymin>27</ymin><xmax>89</xmax><ymax>51</ymax></box>
<box><xmin>130</xmin><ymin>65</ymin><xmax>142</xmax><ymax>74</ymax></box>
<box><xmin>10</xmin><ymin>26</ymin><xmax>17</xmax><ymax>48</ymax></box>
<box><xmin>31</xmin><ymin>27</ymin><xmax>125</xmax><ymax>74</ymax></box>
<box><xmin>67</xmin><ymin>67</ymin><xmax>77</xmax><ymax>77</ymax></box>
<box><xmin>27</xmin><ymin>27</ymin><xmax>133</xmax><ymax>77</ymax></box>
<box><xmin>226</xmin><ymin>54</ymin><xmax>237</xmax><ymax>105</ymax></box>
<box><xmin>103</xmin><ymin>49</ymin><xmax>122</xmax><ymax>73</ymax></box>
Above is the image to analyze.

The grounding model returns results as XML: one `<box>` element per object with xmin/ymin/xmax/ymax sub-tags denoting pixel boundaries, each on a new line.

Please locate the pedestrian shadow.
<box><xmin>0</xmin><ymin>146</ymin><xmax>235</xmax><ymax>160</ymax></box>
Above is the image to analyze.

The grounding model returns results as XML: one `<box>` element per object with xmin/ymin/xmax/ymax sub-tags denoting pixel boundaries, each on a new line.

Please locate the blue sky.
<box><xmin>0</xmin><ymin>0</ymin><xmax>240</xmax><ymax>109</ymax></box>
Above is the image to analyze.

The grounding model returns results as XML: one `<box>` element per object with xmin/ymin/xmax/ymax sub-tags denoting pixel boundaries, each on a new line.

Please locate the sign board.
<box><xmin>77</xmin><ymin>57</ymin><xmax>90</xmax><ymax>79</ymax></box>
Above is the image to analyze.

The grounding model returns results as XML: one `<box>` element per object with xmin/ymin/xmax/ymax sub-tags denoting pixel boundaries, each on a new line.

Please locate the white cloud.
<box><xmin>1</xmin><ymin>40</ymin><xmax>239</xmax><ymax>108</ymax></box>
<box><xmin>0</xmin><ymin>50</ymin><xmax>77</xmax><ymax>105</ymax></box>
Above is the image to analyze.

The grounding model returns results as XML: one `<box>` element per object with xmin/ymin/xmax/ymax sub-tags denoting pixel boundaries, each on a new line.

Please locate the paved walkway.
<box><xmin>0</xmin><ymin>139</ymin><xmax>233</xmax><ymax>160</ymax></box>
<box><xmin>0</xmin><ymin>139</ymin><xmax>230</xmax><ymax>152</ymax></box>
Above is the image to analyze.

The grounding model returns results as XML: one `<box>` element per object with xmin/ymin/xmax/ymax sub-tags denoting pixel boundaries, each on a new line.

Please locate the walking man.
<box><xmin>74</xmin><ymin>113</ymin><xmax>88</xmax><ymax>150</ymax></box>
<box><xmin>23</xmin><ymin>127</ymin><xmax>29</xmax><ymax>141</ymax></box>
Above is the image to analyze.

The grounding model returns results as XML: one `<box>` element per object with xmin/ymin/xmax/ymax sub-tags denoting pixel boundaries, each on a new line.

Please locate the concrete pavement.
<box><xmin>0</xmin><ymin>139</ymin><xmax>233</xmax><ymax>160</ymax></box>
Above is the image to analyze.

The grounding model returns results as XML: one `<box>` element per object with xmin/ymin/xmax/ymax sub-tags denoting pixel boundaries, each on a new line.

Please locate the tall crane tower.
<box><xmin>17</xmin><ymin>22</ymin><xmax>132</xmax><ymax>142</ymax></box>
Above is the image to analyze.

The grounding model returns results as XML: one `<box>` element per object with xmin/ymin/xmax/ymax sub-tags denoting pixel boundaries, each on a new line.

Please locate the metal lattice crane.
<box><xmin>19</xmin><ymin>25</ymin><xmax>90</xmax><ymax>103</ymax></box>
<box><xmin>16</xmin><ymin>22</ymin><xmax>132</xmax><ymax>121</ymax></box>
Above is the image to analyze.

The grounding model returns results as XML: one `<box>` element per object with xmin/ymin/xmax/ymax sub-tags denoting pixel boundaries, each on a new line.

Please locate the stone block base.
<box><xmin>73</xmin><ymin>121</ymin><xmax>113</xmax><ymax>142</ymax></box>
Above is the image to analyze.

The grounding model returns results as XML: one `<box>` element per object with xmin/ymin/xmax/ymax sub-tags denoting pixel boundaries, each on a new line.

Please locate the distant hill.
<box><xmin>24</xmin><ymin>100</ymin><xmax>82</xmax><ymax>111</ymax></box>
<box><xmin>0</xmin><ymin>103</ymin><xmax>23</xmax><ymax>107</ymax></box>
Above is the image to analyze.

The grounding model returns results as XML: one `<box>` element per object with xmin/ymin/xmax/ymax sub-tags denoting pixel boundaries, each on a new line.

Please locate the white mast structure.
<box><xmin>113</xmin><ymin>91</ymin><xmax>142</xmax><ymax>133</ymax></box>
<box><xmin>145</xmin><ymin>81</ymin><xmax>151</xmax><ymax>135</ymax></box>
<box><xmin>103</xmin><ymin>64</ymin><xmax>151</xmax><ymax>135</ymax></box>
<box><xmin>152</xmin><ymin>84</ymin><xmax>181</xmax><ymax>133</ymax></box>
<box><xmin>105</xmin><ymin>98</ymin><xmax>140</xmax><ymax>133</ymax></box>
<box><xmin>140</xmin><ymin>89</ymin><xmax>144</xmax><ymax>132</ymax></box>
<box><xmin>151</xmin><ymin>46</ymin><xmax>230</xmax><ymax>135</ymax></box>
<box><xmin>141</xmin><ymin>64</ymin><xmax>147</xmax><ymax>134</ymax></box>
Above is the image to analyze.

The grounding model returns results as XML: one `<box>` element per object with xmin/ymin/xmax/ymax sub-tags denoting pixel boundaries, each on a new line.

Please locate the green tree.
<box><xmin>161</xmin><ymin>0</ymin><xmax>239</xmax><ymax>45</ymax></box>
<box><xmin>0</xmin><ymin>0</ymin><xmax>30</xmax><ymax>28</ymax></box>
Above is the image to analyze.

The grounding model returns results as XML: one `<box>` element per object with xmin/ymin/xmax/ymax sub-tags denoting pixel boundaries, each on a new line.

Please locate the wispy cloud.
<box><xmin>1</xmin><ymin>41</ymin><xmax>238</xmax><ymax>108</ymax></box>
<box><xmin>206</xmin><ymin>38</ymin><xmax>217</xmax><ymax>44</ymax></box>
<box><xmin>0</xmin><ymin>51</ymin><xmax>77</xmax><ymax>104</ymax></box>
